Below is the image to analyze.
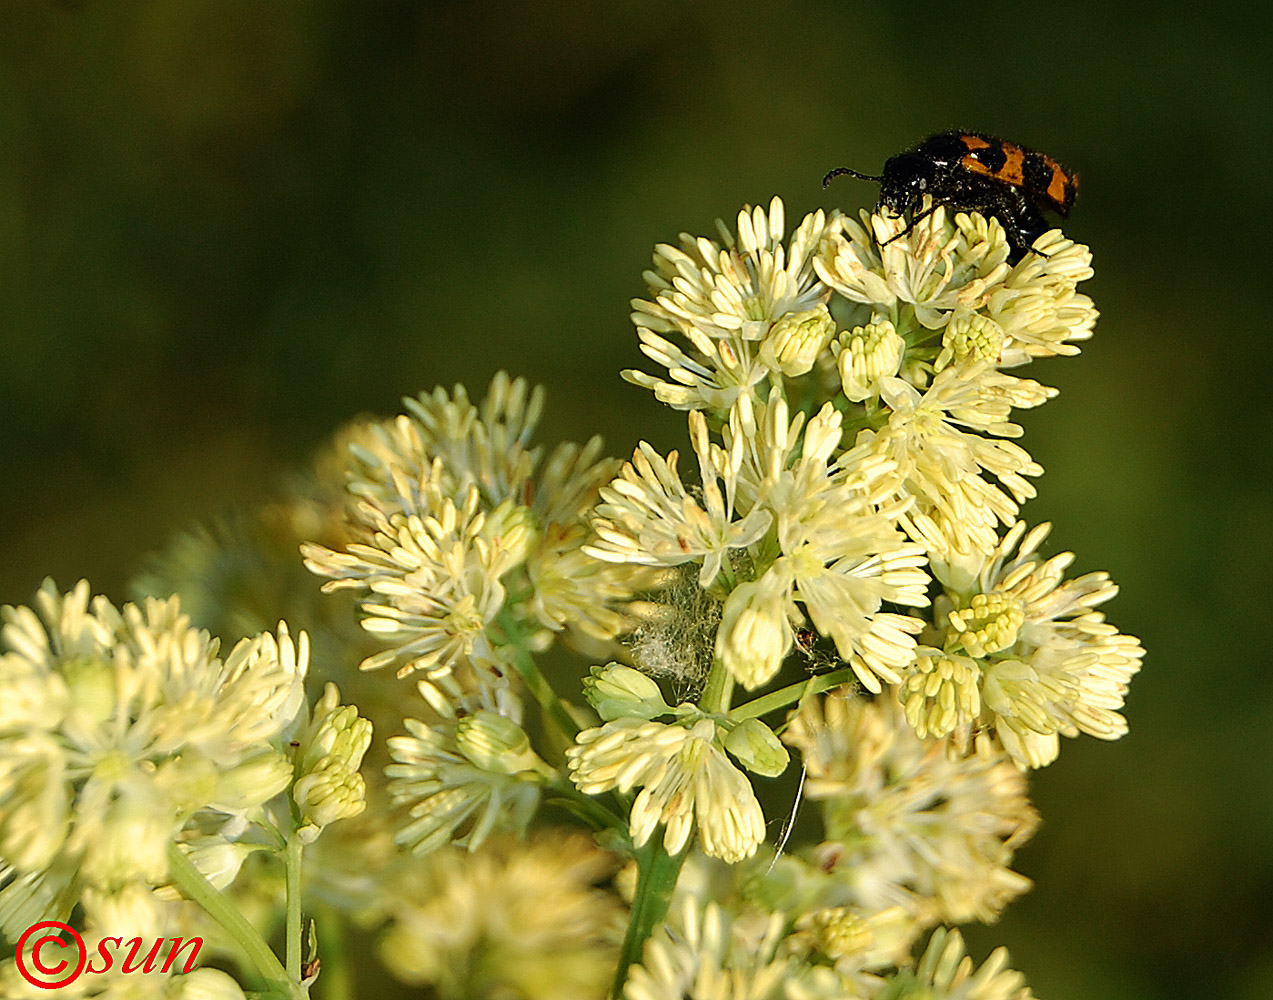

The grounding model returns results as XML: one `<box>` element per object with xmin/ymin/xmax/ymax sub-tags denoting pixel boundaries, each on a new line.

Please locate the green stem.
<box><xmin>728</xmin><ymin>667</ymin><xmax>854</xmax><ymax>723</ymax></box>
<box><xmin>285</xmin><ymin>829</ymin><xmax>304</xmax><ymax>988</ymax></box>
<box><xmin>547</xmin><ymin>775</ymin><xmax>629</xmax><ymax>831</ymax></box>
<box><xmin>166</xmin><ymin>842</ymin><xmax>298</xmax><ymax>999</ymax></box>
<box><xmin>496</xmin><ymin>609</ymin><xmax>580</xmax><ymax>750</ymax></box>
<box><xmin>610</xmin><ymin>838</ymin><xmax>687</xmax><ymax>999</ymax></box>
<box><xmin>697</xmin><ymin>656</ymin><xmax>735</xmax><ymax>716</ymax></box>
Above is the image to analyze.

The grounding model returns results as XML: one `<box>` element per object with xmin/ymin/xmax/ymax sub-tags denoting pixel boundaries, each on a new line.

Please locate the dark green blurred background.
<box><xmin>1</xmin><ymin>3</ymin><xmax>1269</xmax><ymax>998</ymax></box>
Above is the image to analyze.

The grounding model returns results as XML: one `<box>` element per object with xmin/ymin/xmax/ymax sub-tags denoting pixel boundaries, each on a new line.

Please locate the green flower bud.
<box><xmin>582</xmin><ymin>662</ymin><xmax>670</xmax><ymax>721</ymax></box>
<box><xmin>723</xmin><ymin>718</ymin><xmax>789</xmax><ymax>778</ymax></box>
<box><xmin>936</xmin><ymin>311</ymin><xmax>1005</xmax><ymax>371</ymax></box>
<box><xmin>456</xmin><ymin>710</ymin><xmax>545</xmax><ymax>776</ymax></box>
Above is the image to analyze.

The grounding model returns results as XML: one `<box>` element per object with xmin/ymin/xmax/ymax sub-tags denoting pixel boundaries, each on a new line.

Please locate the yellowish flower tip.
<box><xmin>936</xmin><ymin>311</ymin><xmax>1007</xmax><ymax>371</ymax></box>
<box><xmin>795</xmin><ymin>906</ymin><xmax>872</xmax><ymax>962</ymax></box>
<box><xmin>900</xmin><ymin>652</ymin><xmax>982</xmax><ymax>739</ymax></box>
<box><xmin>834</xmin><ymin>319</ymin><xmax>905</xmax><ymax>401</ymax></box>
<box><xmin>292</xmin><ymin>682</ymin><xmax>373</xmax><ymax>841</ymax></box>
<box><xmin>758</xmin><ymin>305</ymin><xmax>836</xmax><ymax>377</ymax></box>
<box><xmin>946</xmin><ymin>593</ymin><xmax>1025</xmax><ymax>658</ymax></box>
<box><xmin>582</xmin><ymin>662</ymin><xmax>671</xmax><ymax>721</ymax></box>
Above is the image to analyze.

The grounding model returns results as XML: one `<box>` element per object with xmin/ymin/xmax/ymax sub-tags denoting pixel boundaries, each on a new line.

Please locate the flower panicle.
<box><xmin>0</xmin><ymin>581</ymin><xmax>311</xmax><ymax>937</ymax></box>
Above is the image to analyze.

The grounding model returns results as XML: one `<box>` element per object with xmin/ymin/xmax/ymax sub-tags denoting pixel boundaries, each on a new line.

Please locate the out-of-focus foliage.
<box><xmin>1</xmin><ymin>3</ymin><xmax>1270</xmax><ymax>999</ymax></box>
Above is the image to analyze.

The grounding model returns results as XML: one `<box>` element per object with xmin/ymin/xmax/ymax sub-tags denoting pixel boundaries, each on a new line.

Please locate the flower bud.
<box><xmin>296</xmin><ymin>684</ymin><xmax>373</xmax><ymax>777</ymax></box>
<box><xmin>173</xmin><ymin>838</ymin><xmax>259</xmax><ymax>891</ymax></box>
<box><xmin>482</xmin><ymin>498</ymin><xmax>539</xmax><ymax>574</ymax></box>
<box><xmin>723</xmin><ymin>718</ymin><xmax>789</xmax><ymax>777</ymax></box>
<box><xmin>900</xmin><ymin>652</ymin><xmax>981</xmax><ymax>739</ymax></box>
<box><xmin>716</xmin><ymin>577</ymin><xmax>792</xmax><ymax>690</ymax></box>
<box><xmin>936</xmin><ymin>311</ymin><xmax>1005</xmax><ymax>371</ymax></box>
<box><xmin>291</xmin><ymin>684</ymin><xmax>372</xmax><ymax>841</ymax></box>
<box><xmin>947</xmin><ymin>592</ymin><xmax>1025</xmax><ymax>658</ymax></box>
<box><xmin>759</xmin><ymin>306</ymin><xmax>836</xmax><ymax>377</ymax></box>
<box><xmin>456</xmin><ymin>710</ymin><xmax>545</xmax><ymax>776</ymax></box>
<box><xmin>294</xmin><ymin>763</ymin><xmax>368</xmax><ymax>843</ymax></box>
<box><xmin>834</xmin><ymin>320</ymin><xmax>904</xmax><ymax>401</ymax></box>
<box><xmin>582</xmin><ymin>663</ymin><xmax>670</xmax><ymax>721</ymax></box>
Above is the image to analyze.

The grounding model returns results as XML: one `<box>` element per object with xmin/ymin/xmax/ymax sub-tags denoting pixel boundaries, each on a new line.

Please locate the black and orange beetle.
<box><xmin>823</xmin><ymin>131</ymin><xmax>1079</xmax><ymax>263</ymax></box>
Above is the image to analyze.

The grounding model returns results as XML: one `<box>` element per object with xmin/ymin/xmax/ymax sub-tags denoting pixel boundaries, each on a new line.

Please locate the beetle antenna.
<box><xmin>822</xmin><ymin>166</ymin><xmax>882</xmax><ymax>188</ymax></box>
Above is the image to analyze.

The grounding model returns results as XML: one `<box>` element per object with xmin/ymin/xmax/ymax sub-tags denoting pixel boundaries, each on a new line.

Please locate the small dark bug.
<box><xmin>823</xmin><ymin>131</ymin><xmax>1079</xmax><ymax>263</ymax></box>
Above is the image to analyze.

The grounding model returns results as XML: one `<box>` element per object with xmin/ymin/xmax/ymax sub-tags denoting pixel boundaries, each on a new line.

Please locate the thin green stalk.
<box><xmin>610</xmin><ymin>837</ymin><xmax>687</xmax><ymax>999</ymax></box>
<box><xmin>496</xmin><ymin>609</ymin><xmax>580</xmax><ymax>749</ymax></box>
<box><xmin>285</xmin><ymin>828</ymin><xmax>305</xmax><ymax>988</ymax></box>
<box><xmin>166</xmin><ymin>842</ymin><xmax>298</xmax><ymax>999</ymax></box>
<box><xmin>728</xmin><ymin>667</ymin><xmax>853</xmax><ymax>722</ymax></box>
<box><xmin>547</xmin><ymin>774</ymin><xmax>629</xmax><ymax>831</ymax></box>
<box><xmin>698</xmin><ymin>657</ymin><xmax>735</xmax><ymax>716</ymax></box>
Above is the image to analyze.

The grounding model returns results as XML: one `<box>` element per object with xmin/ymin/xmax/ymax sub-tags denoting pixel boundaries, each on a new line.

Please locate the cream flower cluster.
<box><xmin>25</xmin><ymin>188</ymin><xmax>1137</xmax><ymax>1000</ymax></box>
<box><xmin>783</xmin><ymin>690</ymin><xmax>1037</xmax><ymax>926</ymax></box>
<box><xmin>910</xmin><ymin>521</ymin><xmax>1144</xmax><ymax>768</ymax></box>
<box><xmin>578</xmin><ymin>193</ymin><xmax>1136</xmax><ymax>1000</ymax></box>
<box><xmin>628</xmin><ymin>198</ymin><xmax>836</xmax><ymax>410</ymax></box>
<box><xmin>386</xmin><ymin>690</ymin><xmax>549</xmax><ymax>856</ymax></box>
<box><xmin>303</xmin><ymin>372</ymin><xmax>653</xmax><ymax>686</ymax></box>
<box><xmin>603</xmin><ymin>195</ymin><xmax>1140</xmax><ymax>771</ymax></box>
<box><xmin>624</xmin><ymin>899</ymin><xmax>1035</xmax><ymax>1000</ymax></box>
<box><xmin>0</xmin><ymin>581</ymin><xmax>307</xmax><ymax>937</ymax></box>
<box><xmin>377</xmin><ymin>832</ymin><xmax>624</xmax><ymax>1000</ymax></box>
<box><xmin>587</xmin><ymin>391</ymin><xmax>930</xmax><ymax>694</ymax></box>
<box><xmin>625</xmin><ymin>198</ymin><xmax>1094</xmax><ymax>562</ymax></box>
